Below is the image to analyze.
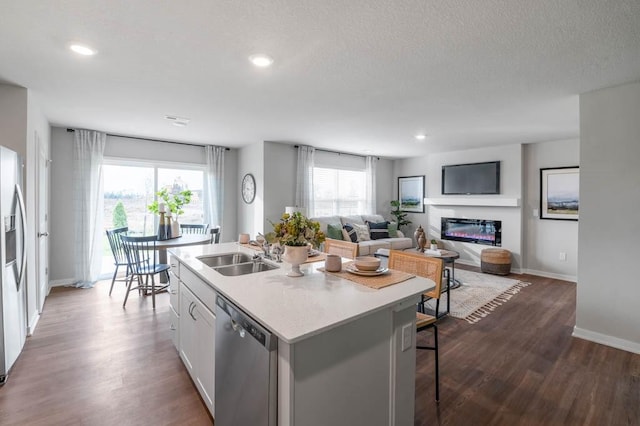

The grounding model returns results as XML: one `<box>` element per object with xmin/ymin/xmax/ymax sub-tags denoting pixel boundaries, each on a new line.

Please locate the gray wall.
<box><xmin>523</xmin><ymin>139</ymin><xmax>579</xmax><ymax>280</ymax></box>
<box><xmin>49</xmin><ymin>127</ymin><xmax>238</xmax><ymax>283</ymax></box>
<box><xmin>576</xmin><ymin>80</ymin><xmax>640</xmax><ymax>353</ymax></box>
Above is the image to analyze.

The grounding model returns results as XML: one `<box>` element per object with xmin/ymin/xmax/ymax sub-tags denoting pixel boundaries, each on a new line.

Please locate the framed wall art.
<box><xmin>398</xmin><ymin>175</ymin><xmax>425</xmax><ymax>213</ymax></box>
<box><xmin>540</xmin><ymin>166</ymin><xmax>579</xmax><ymax>220</ymax></box>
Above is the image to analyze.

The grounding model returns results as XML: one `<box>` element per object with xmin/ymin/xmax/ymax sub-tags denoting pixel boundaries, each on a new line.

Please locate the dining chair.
<box><xmin>323</xmin><ymin>238</ymin><xmax>358</xmax><ymax>259</ymax></box>
<box><xmin>121</xmin><ymin>235</ymin><xmax>171</xmax><ymax>309</ymax></box>
<box><xmin>209</xmin><ymin>226</ymin><xmax>221</xmax><ymax>244</ymax></box>
<box><xmin>180</xmin><ymin>223</ymin><xmax>210</xmax><ymax>234</ymax></box>
<box><xmin>388</xmin><ymin>249</ymin><xmax>444</xmax><ymax>402</ymax></box>
<box><xmin>106</xmin><ymin>227</ymin><xmax>130</xmax><ymax>296</ymax></box>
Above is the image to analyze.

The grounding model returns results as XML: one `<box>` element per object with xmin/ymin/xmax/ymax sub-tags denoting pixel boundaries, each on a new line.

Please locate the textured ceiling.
<box><xmin>1</xmin><ymin>1</ymin><xmax>639</xmax><ymax>158</ymax></box>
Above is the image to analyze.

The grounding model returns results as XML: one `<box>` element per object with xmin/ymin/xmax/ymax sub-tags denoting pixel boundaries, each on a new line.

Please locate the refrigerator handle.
<box><xmin>15</xmin><ymin>184</ymin><xmax>27</xmax><ymax>290</ymax></box>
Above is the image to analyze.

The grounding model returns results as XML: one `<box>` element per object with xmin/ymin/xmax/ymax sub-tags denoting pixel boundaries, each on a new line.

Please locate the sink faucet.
<box><xmin>256</xmin><ymin>233</ymin><xmax>272</xmax><ymax>260</ymax></box>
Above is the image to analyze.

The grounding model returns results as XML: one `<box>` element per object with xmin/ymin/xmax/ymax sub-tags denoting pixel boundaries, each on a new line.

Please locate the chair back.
<box><xmin>106</xmin><ymin>227</ymin><xmax>129</xmax><ymax>266</ymax></box>
<box><xmin>121</xmin><ymin>235</ymin><xmax>160</xmax><ymax>274</ymax></box>
<box><xmin>388</xmin><ymin>250</ymin><xmax>444</xmax><ymax>298</ymax></box>
<box><xmin>209</xmin><ymin>226</ymin><xmax>221</xmax><ymax>244</ymax></box>
<box><xmin>323</xmin><ymin>238</ymin><xmax>358</xmax><ymax>259</ymax></box>
<box><xmin>180</xmin><ymin>223</ymin><xmax>210</xmax><ymax>234</ymax></box>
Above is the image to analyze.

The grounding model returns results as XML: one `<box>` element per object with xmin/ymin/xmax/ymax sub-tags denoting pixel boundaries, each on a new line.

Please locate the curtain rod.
<box><xmin>294</xmin><ymin>145</ymin><xmax>379</xmax><ymax>160</ymax></box>
<box><xmin>66</xmin><ymin>128</ymin><xmax>230</xmax><ymax>151</ymax></box>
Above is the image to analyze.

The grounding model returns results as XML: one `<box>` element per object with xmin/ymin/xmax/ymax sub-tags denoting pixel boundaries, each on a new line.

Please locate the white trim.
<box><xmin>49</xmin><ymin>278</ymin><xmax>78</xmax><ymax>287</ymax></box>
<box><xmin>521</xmin><ymin>268</ymin><xmax>577</xmax><ymax>283</ymax></box>
<box><xmin>425</xmin><ymin>197</ymin><xmax>520</xmax><ymax>207</ymax></box>
<box><xmin>27</xmin><ymin>312</ymin><xmax>40</xmax><ymax>336</ymax></box>
<box><xmin>572</xmin><ymin>327</ymin><xmax>640</xmax><ymax>355</ymax></box>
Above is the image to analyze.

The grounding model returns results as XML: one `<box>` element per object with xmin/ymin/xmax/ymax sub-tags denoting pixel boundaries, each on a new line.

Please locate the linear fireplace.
<box><xmin>441</xmin><ymin>217</ymin><xmax>502</xmax><ymax>246</ymax></box>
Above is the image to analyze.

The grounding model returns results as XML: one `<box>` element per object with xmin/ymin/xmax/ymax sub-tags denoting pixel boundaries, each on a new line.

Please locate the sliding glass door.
<box><xmin>102</xmin><ymin>161</ymin><xmax>205</xmax><ymax>276</ymax></box>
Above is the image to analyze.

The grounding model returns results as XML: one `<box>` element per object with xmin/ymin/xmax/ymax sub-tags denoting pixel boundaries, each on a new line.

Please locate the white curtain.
<box><xmin>365</xmin><ymin>155</ymin><xmax>377</xmax><ymax>214</ymax></box>
<box><xmin>73</xmin><ymin>129</ymin><xmax>106</xmax><ymax>288</ymax></box>
<box><xmin>295</xmin><ymin>145</ymin><xmax>315</xmax><ymax>216</ymax></box>
<box><xmin>203</xmin><ymin>145</ymin><xmax>225</xmax><ymax>234</ymax></box>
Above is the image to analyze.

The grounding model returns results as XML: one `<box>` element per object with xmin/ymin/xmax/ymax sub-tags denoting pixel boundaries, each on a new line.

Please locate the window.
<box><xmin>313</xmin><ymin>167</ymin><xmax>366</xmax><ymax>217</ymax></box>
<box><xmin>102</xmin><ymin>161</ymin><xmax>205</xmax><ymax>275</ymax></box>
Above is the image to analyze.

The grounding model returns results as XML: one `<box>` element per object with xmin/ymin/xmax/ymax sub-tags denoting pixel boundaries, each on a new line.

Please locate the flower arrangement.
<box><xmin>266</xmin><ymin>211</ymin><xmax>326</xmax><ymax>247</ymax></box>
<box><xmin>147</xmin><ymin>188</ymin><xmax>193</xmax><ymax>219</ymax></box>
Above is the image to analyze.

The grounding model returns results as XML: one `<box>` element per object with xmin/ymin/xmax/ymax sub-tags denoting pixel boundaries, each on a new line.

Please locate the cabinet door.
<box><xmin>179</xmin><ymin>285</ymin><xmax>197</xmax><ymax>376</ymax></box>
<box><xmin>193</xmin><ymin>300</ymin><xmax>216</xmax><ymax>415</ymax></box>
<box><xmin>169</xmin><ymin>306</ymin><xmax>179</xmax><ymax>350</ymax></box>
<box><xmin>169</xmin><ymin>278</ymin><xmax>180</xmax><ymax>314</ymax></box>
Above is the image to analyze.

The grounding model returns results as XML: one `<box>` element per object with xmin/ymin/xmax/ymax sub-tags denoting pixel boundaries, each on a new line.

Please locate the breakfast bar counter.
<box><xmin>170</xmin><ymin>242</ymin><xmax>431</xmax><ymax>344</ymax></box>
<box><xmin>169</xmin><ymin>242</ymin><xmax>432</xmax><ymax>426</ymax></box>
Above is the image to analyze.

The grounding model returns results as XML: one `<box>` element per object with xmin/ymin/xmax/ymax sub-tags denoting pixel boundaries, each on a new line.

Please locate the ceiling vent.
<box><xmin>165</xmin><ymin>115</ymin><xmax>191</xmax><ymax>127</ymax></box>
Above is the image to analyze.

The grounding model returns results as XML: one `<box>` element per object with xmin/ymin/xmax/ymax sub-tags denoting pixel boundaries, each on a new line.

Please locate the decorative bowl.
<box><xmin>354</xmin><ymin>256</ymin><xmax>381</xmax><ymax>271</ymax></box>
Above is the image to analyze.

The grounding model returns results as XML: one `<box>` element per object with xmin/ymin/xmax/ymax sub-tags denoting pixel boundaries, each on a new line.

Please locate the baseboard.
<box><xmin>572</xmin><ymin>326</ymin><xmax>640</xmax><ymax>355</ymax></box>
<box><xmin>521</xmin><ymin>268</ymin><xmax>577</xmax><ymax>283</ymax></box>
<box><xmin>455</xmin><ymin>259</ymin><xmax>574</xmax><ymax>281</ymax></box>
<box><xmin>49</xmin><ymin>278</ymin><xmax>78</xmax><ymax>287</ymax></box>
<box><xmin>27</xmin><ymin>312</ymin><xmax>40</xmax><ymax>336</ymax></box>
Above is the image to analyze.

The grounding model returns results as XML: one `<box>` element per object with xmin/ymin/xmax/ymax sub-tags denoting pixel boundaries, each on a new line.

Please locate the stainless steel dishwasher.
<box><xmin>215</xmin><ymin>295</ymin><xmax>278</xmax><ymax>426</ymax></box>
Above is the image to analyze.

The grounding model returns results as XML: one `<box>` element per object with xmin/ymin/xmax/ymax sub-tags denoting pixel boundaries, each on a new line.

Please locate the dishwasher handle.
<box><xmin>231</xmin><ymin>320</ymin><xmax>246</xmax><ymax>338</ymax></box>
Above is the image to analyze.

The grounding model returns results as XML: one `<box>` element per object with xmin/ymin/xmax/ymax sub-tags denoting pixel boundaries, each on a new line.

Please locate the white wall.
<box><xmin>395</xmin><ymin>145</ymin><xmax>524</xmax><ymax>270</ymax></box>
<box><xmin>49</xmin><ymin>127</ymin><xmax>239</xmax><ymax>282</ymax></box>
<box><xmin>237</xmin><ymin>142</ymin><xmax>264</xmax><ymax>239</ymax></box>
<box><xmin>522</xmin><ymin>139</ymin><xmax>579</xmax><ymax>281</ymax></box>
<box><xmin>575</xmin><ymin>80</ymin><xmax>640</xmax><ymax>354</ymax></box>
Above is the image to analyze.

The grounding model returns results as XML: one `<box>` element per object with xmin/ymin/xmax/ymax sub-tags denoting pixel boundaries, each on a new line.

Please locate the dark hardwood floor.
<box><xmin>1</xmin><ymin>269</ymin><xmax>638</xmax><ymax>425</ymax></box>
<box><xmin>0</xmin><ymin>281</ymin><xmax>212</xmax><ymax>426</ymax></box>
<box><xmin>415</xmin><ymin>266</ymin><xmax>640</xmax><ymax>425</ymax></box>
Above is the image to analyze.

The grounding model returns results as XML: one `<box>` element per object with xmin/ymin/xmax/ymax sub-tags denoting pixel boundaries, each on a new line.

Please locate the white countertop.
<box><xmin>170</xmin><ymin>242</ymin><xmax>432</xmax><ymax>344</ymax></box>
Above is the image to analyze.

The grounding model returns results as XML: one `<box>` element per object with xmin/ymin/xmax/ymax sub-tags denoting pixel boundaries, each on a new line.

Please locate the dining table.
<box><xmin>155</xmin><ymin>233</ymin><xmax>211</xmax><ymax>282</ymax></box>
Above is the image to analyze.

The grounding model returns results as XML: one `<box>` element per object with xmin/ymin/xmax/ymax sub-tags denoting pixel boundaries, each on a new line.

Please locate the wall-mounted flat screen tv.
<box><xmin>441</xmin><ymin>161</ymin><xmax>500</xmax><ymax>195</ymax></box>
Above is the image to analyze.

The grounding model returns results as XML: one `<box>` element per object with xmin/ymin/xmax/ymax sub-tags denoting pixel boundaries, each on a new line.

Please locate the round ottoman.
<box><xmin>481</xmin><ymin>248</ymin><xmax>511</xmax><ymax>275</ymax></box>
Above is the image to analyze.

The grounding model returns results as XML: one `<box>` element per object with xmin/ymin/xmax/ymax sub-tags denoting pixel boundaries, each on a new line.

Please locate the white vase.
<box><xmin>172</xmin><ymin>219</ymin><xmax>181</xmax><ymax>238</ymax></box>
<box><xmin>282</xmin><ymin>245</ymin><xmax>309</xmax><ymax>277</ymax></box>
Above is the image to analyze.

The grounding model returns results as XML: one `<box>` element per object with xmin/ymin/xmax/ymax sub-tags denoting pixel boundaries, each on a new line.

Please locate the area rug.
<box><xmin>423</xmin><ymin>269</ymin><xmax>531</xmax><ymax>324</ymax></box>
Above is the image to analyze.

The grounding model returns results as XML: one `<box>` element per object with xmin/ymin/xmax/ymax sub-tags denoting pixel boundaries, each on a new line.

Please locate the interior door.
<box><xmin>36</xmin><ymin>132</ymin><xmax>50</xmax><ymax>312</ymax></box>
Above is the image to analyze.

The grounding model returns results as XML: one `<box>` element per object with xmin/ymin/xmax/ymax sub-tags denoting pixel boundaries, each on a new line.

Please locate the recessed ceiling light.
<box><xmin>69</xmin><ymin>44</ymin><xmax>97</xmax><ymax>56</ymax></box>
<box><xmin>249</xmin><ymin>54</ymin><xmax>274</xmax><ymax>68</ymax></box>
<box><xmin>415</xmin><ymin>134</ymin><xmax>427</xmax><ymax>140</ymax></box>
<box><xmin>165</xmin><ymin>115</ymin><xmax>191</xmax><ymax>127</ymax></box>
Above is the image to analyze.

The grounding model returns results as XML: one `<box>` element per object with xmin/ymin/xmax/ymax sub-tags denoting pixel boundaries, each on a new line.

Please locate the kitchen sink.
<box><xmin>213</xmin><ymin>261</ymin><xmax>279</xmax><ymax>276</ymax></box>
<box><xmin>197</xmin><ymin>252</ymin><xmax>254</xmax><ymax>267</ymax></box>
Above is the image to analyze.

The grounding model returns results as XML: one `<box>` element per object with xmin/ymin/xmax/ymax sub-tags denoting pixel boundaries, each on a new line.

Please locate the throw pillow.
<box><xmin>352</xmin><ymin>223</ymin><xmax>371</xmax><ymax>241</ymax></box>
<box><xmin>367</xmin><ymin>221</ymin><xmax>390</xmax><ymax>240</ymax></box>
<box><xmin>342</xmin><ymin>224</ymin><xmax>358</xmax><ymax>243</ymax></box>
<box><xmin>387</xmin><ymin>222</ymin><xmax>398</xmax><ymax>238</ymax></box>
<box><xmin>326</xmin><ymin>223</ymin><xmax>344</xmax><ymax>240</ymax></box>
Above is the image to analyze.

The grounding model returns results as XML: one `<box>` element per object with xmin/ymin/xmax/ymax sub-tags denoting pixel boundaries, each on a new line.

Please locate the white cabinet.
<box><xmin>168</xmin><ymin>255</ymin><xmax>181</xmax><ymax>350</ymax></box>
<box><xmin>178</xmin><ymin>265</ymin><xmax>216</xmax><ymax>417</ymax></box>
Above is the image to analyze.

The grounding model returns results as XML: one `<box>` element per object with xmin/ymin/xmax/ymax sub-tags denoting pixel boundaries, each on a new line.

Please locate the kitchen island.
<box><xmin>168</xmin><ymin>242</ymin><xmax>432</xmax><ymax>426</ymax></box>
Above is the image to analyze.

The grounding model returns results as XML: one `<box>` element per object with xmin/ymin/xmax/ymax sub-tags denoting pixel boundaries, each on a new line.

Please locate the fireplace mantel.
<box><xmin>425</xmin><ymin>197</ymin><xmax>520</xmax><ymax>207</ymax></box>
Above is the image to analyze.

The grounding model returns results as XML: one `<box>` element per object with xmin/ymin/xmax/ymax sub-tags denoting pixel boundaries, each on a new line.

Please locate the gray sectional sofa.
<box><xmin>310</xmin><ymin>214</ymin><xmax>413</xmax><ymax>256</ymax></box>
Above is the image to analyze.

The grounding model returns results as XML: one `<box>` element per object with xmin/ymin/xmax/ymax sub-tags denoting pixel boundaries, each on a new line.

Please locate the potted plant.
<box><xmin>390</xmin><ymin>200</ymin><xmax>412</xmax><ymax>231</ymax></box>
<box><xmin>148</xmin><ymin>188</ymin><xmax>193</xmax><ymax>237</ymax></box>
<box><xmin>430</xmin><ymin>239</ymin><xmax>438</xmax><ymax>251</ymax></box>
<box><xmin>266</xmin><ymin>211</ymin><xmax>325</xmax><ymax>277</ymax></box>
<box><xmin>148</xmin><ymin>188</ymin><xmax>193</xmax><ymax>219</ymax></box>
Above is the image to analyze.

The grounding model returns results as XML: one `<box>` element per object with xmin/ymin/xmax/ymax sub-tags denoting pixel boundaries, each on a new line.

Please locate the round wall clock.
<box><xmin>241</xmin><ymin>173</ymin><xmax>256</xmax><ymax>204</ymax></box>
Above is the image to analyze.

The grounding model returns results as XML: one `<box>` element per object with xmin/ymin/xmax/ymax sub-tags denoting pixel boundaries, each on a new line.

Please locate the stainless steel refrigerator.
<box><xmin>0</xmin><ymin>146</ymin><xmax>27</xmax><ymax>385</ymax></box>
